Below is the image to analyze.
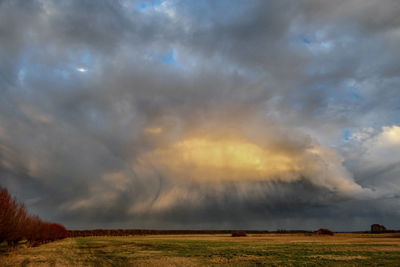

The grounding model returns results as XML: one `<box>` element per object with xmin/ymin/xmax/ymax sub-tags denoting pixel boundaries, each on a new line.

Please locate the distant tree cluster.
<box><xmin>371</xmin><ymin>224</ymin><xmax>387</xmax><ymax>233</ymax></box>
<box><xmin>69</xmin><ymin>229</ymin><xmax>233</xmax><ymax>237</ymax></box>
<box><xmin>69</xmin><ymin>229</ymin><xmax>269</xmax><ymax>237</ymax></box>
<box><xmin>370</xmin><ymin>224</ymin><xmax>397</xmax><ymax>233</ymax></box>
<box><xmin>0</xmin><ymin>187</ymin><xmax>68</xmax><ymax>250</ymax></box>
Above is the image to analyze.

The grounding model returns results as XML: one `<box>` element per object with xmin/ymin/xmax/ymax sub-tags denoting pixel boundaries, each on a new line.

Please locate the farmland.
<box><xmin>1</xmin><ymin>233</ymin><xmax>400</xmax><ymax>266</ymax></box>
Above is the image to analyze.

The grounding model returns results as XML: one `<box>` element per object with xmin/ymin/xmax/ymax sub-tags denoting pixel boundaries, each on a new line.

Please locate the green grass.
<box><xmin>1</xmin><ymin>234</ymin><xmax>400</xmax><ymax>266</ymax></box>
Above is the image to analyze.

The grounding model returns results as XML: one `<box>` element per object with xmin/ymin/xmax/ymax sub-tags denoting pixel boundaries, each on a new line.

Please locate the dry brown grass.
<box><xmin>1</xmin><ymin>233</ymin><xmax>400</xmax><ymax>266</ymax></box>
<box><xmin>308</xmin><ymin>255</ymin><xmax>369</xmax><ymax>260</ymax></box>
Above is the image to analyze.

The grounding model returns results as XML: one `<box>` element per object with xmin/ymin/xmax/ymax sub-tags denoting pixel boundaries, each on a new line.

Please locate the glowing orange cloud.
<box><xmin>138</xmin><ymin>137</ymin><xmax>302</xmax><ymax>182</ymax></box>
<box><xmin>134</xmin><ymin>131</ymin><xmax>363</xmax><ymax>196</ymax></box>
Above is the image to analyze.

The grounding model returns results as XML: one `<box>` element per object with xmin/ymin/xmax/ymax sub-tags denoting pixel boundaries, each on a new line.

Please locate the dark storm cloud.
<box><xmin>0</xmin><ymin>0</ymin><xmax>400</xmax><ymax>230</ymax></box>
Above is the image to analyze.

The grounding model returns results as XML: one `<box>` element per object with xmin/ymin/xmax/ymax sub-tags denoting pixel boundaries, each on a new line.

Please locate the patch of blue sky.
<box><xmin>150</xmin><ymin>0</ymin><xmax>164</xmax><ymax>7</ymax></box>
<box><xmin>288</xmin><ymin>35</ymin><xmax>311</xmax><ymax>46</ymax></box>
<box><xmin>302</xmin><ymin>36</ymin><xmax>311</xmax><ymax>44</ymax></box>
<box><xmin>15</xmin><ymin>45</ymin><xmax>92</xmax><ymax>94</ymax></box>
<box><xmin>342</xmin><ymin>129</ymin><xmax>352</xmax><ymax>141</ymax></box>
<box><xmin>312</xmin><ymin>82</ymin><xmax>364</xmax><ymax>103</ymax></box>
<box><xmin>81</xmin><ymin>51</ymin><xmax>92</xmax><ymax>64</ymax></box>
<box><xmin>145</xmin><ymin>47</ymin><xmax>185</xmax><ymax>70</ymax></box>
<box><xmin>137</xmin><ymin>2</ymin><xmax>147</xmax><ymax>11</ymax></box>
<box><xmin>61</xmin><ymin>50</ymin><xmax>93</xmax><ymax>73</ymax></box>
<box><xmin>66</xmin><ymin>50</ymin><xmax>91</xmax><ymax>65</ymax></box>
<box><xmin>137</xmin><ymin>0</ymin><xmax>164</xmax><ymax>11</ymax></box>
<box><xmin>16</xmin><ymin>47</ymin><xmax>43</xmax><ymax>88</ymax></box>
<box><xmin>291</xmin><ymin>34</ymin><xmax>334</xmax><ymax>55</ymax></box>
<box><xmin>162</xmin><ymin>49</ymin><xmax>177</xmax><ymax>65</ymax></box>
<box><xmin>345</xmin><ymin>91</ymin><xmax>363</xmax><ymax>101</ymax></box>
<box><xmin>343</xmin><ymin>79</ymin><xmax>364</xmax><ymax>101</ymax></box>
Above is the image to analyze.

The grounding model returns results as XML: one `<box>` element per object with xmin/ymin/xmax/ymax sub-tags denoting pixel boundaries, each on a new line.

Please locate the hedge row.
<box><xmin>0</xmin><ymin>188</ymin><xmax>68</xmax><ymax>249</ymax></box>
<box><xmin>68</xmin><ymin>229</ymin><xmax>270</xmax><ymax>237</ymax></box>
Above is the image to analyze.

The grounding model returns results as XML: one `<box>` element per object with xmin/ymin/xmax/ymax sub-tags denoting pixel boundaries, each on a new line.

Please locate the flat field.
<box><xmin>1</xmin><ymin>233</ymin><xmax>400</xmax><ymax>266</ymax></box>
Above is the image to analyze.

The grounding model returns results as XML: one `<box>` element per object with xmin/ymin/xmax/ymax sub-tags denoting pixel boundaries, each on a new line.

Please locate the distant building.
<box><xmin>371</xmin><ymin>224</ymin><xmax>386</xmax><ymax>233</ymax></box>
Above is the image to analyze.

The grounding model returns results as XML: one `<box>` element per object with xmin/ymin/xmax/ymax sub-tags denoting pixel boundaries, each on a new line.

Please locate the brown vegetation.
<box><xmin>0</xmin><ymin>187</ymin><xmax>68</xmax><ymax>250</ymax></box>
<box><xmin>231</xmin><ymin>230</ymin><xmax>247</xmax><ymax>237</ymax></box>
<box><xmin>68</xmin><ymin>229</ymin><xmax>268</xmax><ymax>237</ymax></box>
<box><xmin>3</xmin><ymin>233</ymin><xmax>400</xmax><ymax>266</ymax></box>
<box><xmin>370</xmin><ymin>224</ymin><xmax>398</xmax><ymax>233</ymax></box>
<box><xmin>371</xmin><ymin>224</ymin><xmax>387</xmax><ymax>233</ymax></box>
<box><xmin>314</xmin><ymin>228</ymin><xmax>334</xmax><ymax>236</ymax></box>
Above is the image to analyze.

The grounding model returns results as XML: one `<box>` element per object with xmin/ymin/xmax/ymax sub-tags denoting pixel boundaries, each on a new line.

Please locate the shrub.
<box><xmin>371</xmin><ymin>224</ymin><xmax>387</xmax><ymax>233</ymax></box>
<box><xmin>315</xmin><ymin>228</ymin><xmax>334</xmax><ymax>236</ymax></box>
<box><xmin>231</xmin><ymin>231</ymin><xmax>247</xmax><ymax>237</ymax></box>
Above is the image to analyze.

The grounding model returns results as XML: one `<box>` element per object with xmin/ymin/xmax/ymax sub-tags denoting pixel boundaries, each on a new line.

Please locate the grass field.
<box><xmin>1</xmin><ymin>233</ymin><xmax>400</xmax><ymax>266</ymax></box>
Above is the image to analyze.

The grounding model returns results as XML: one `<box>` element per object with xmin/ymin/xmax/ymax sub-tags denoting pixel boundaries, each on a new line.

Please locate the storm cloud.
<box><xmin>0</xmin><ymin>0</ymin><xmax>400</xmax><ymax>231</ymax></box>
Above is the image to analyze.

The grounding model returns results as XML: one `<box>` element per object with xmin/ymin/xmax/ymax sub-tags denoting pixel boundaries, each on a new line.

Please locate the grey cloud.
<box><xmin>0</xmin><ymin>0</ymin><xmax>399</xmax><ymax>231</ymax></box>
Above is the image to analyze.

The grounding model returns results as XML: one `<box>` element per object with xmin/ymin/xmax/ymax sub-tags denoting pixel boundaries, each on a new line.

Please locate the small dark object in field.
<box><xmin>315</xmin><ymin>228</ymin><xmax>334</xmax><ymax>236</ymax></box>
<box><xmin>371</xmin><ymin>224</ymin><xmax>387</xmax><ymax>233</ymax></box>
<box><xmin>231</xmin><ymin>231</ymin><xmax>247</xmax><ymax>237</ymax></box>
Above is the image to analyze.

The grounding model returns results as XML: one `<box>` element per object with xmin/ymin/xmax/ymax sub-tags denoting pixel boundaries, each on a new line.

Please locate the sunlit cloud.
<box><xmin>145</xmin><ymin>127</ymin><xmax>163</xmax><ymax>134</ymax></box>
<box><xmin>134</xmin><ymin>116</ymin><xmax>365</xmax><ymax>197</ymax></box>
<box><xmin>380</xmin><ymin>125</ymin><xmax>400</xmax><ymax>145</ymax></box>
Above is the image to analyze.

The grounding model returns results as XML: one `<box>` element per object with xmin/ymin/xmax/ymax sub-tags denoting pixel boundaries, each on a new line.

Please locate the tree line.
<box><xmin>0</xmin><ymin>187</ymin><xmax>68</xmax><ymax>249</ymax></box>
<box><xmin>68</xmin><ymin>229</ymin><xmax>270</xmax><ymax>237</ymax></box>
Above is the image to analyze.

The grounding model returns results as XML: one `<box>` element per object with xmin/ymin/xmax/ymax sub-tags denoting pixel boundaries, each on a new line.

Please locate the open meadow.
<box><xmin>1</xmin><ymin>233</ymin><xmax>400</xmax><ymax>266</ymax></box>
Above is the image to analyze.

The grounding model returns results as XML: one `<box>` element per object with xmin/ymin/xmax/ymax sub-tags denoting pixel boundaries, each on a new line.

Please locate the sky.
<box><xmin>0</xmin><ymin>0</ymin><xmax>400</xmax><ymax>231</ymax></box>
